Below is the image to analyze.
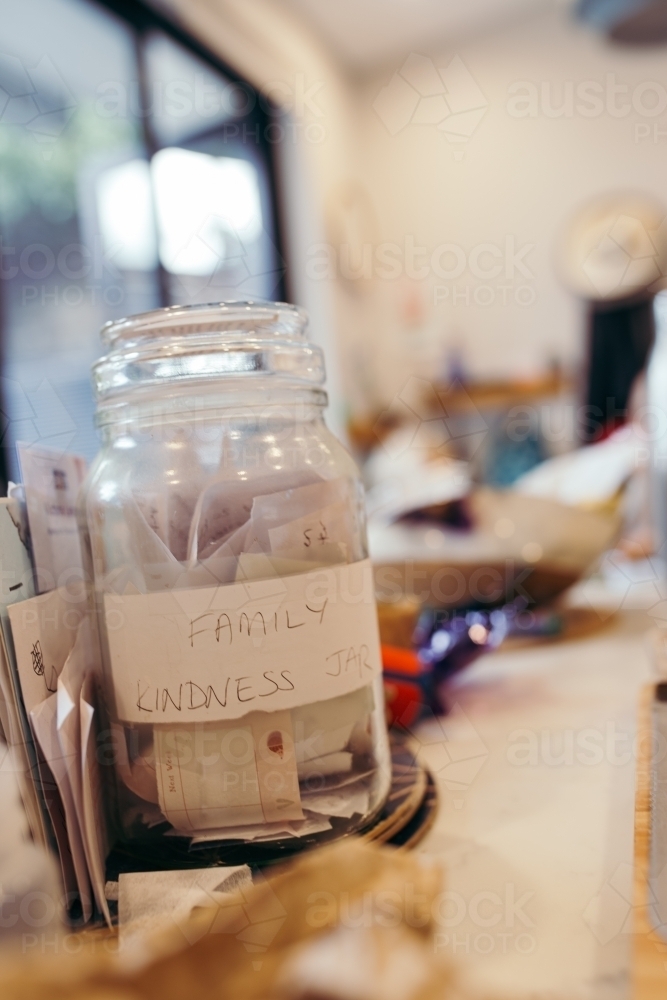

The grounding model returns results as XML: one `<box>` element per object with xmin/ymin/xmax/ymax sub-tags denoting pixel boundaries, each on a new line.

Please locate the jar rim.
<box><xmin>100</xmin><ymin>299</ymin><xmax>309</xmax><ymax>347</ymax></box>
<box><xmin>93</xmin><ymin>300</ymin><xmax>325</xmax><ymax>402</ymax></box>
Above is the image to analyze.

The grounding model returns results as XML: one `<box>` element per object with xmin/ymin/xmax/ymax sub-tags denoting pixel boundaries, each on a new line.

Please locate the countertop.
<box><xmin>414</xmin><ymin>567</ymin><xmax>660</xmax><ymax>1000</ymax></box>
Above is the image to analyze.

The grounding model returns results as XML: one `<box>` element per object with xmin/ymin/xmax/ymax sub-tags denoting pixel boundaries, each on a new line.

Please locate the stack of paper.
<box><xmin>2</xmin><ymin>443</ymin><xmax>383</xmax><ymax>927</ymax></box>
<box><xmin>0</xmin><ymin>445</ymin><xmax>110</xmax><ymax>925</ymax></box>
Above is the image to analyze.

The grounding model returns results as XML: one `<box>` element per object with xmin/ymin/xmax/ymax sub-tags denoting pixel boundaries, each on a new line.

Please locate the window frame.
<box><xmin>94</xmin><ymin>0</ymin><xmax>290</xmax><ymax>307</ymax></box>
<box><xmin>0</xmin><ymin>0</ymin><xmax>291</xmax><ymax>489</ymax></box>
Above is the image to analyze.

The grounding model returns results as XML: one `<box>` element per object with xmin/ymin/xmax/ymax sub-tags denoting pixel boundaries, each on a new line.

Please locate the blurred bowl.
<box><xmin>370</xmin><ymin>487</ymin><xmax>621</xmax><ymax>609</ymax></box>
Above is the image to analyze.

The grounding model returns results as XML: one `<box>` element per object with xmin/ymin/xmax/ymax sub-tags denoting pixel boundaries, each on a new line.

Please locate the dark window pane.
<box><xmin>0</xmin><ymin>0</ymin><xmax>160</xmax><ymax>476</ymax></box>
<box><xmin>0</xmin><ymin>5</ymin><xmax>286</xmax><ymax>478</ymax></box>
<box><xmin>152</xmin><ymin>144</ymin><xmax>283</xmax><ymax>304</ymax></box>
<box><xmin>144</xmin><ymin>31</ymin><xmax>284</xmax><ymax>306</ymax></box>
<box><xmin>144</xmin><ymin>30</ymin><xmax>237</xmax><ymax>147</ymax></box>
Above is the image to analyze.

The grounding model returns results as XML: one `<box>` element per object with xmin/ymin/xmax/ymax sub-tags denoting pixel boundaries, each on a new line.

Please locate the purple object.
<box><xmin>414</xmin><ymin>600</ymin><xmax>562</xmax><ymax>713</ymax></box>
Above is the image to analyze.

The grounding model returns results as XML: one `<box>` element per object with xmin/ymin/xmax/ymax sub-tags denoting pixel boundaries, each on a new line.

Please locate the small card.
<box><xmin>30</xmin><ymin>693</ymin><xmax>93</xmax><ymax>921</ymax></box>
<box><xmin>80</xmin><ymin>673</ymin><xmax>111</xmax><ymax>925</ymax></box>
<box><xmin>0</xmin><ymin>498</ymin><xmax>47</xmax><ymax>846</ymax></box>
<box><xmin>245</xmin><ymin>478</ymin><xmax>361</xmax><ymax>559</ymax></box>
<box><xmin>269</xmin><ymin>501</ymin><xmax>351</xmax><ymax>558</ymax></box>
<box><xmin>17</xmin><ymin>443</ymin><xmax>87</xmax><ymax>594</ymax></box>
<box><xmin>154</xmin><ymin>722</ymin><xmax>264</xmax><ymax>834</ymax></box>
<box><xmin>9</xmin><ymin>584</ymin><xmax>88</xmax><ymax>717</ymax></box>
<box><xmin>154</xmin><ymin>708</ymin><xmax>303</xmax><ymax>834</ymax></box>
<box><xmin>186</xmin><ymin>470</ymin><xmax>322</xmax><ymax>563</ymax></box>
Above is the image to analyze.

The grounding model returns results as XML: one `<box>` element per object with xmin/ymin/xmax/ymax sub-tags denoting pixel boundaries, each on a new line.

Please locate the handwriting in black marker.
<box><xmin>143</xmin><ymin>668</ymin><xmax>299</xmax><ymax>714</ymax></box>
<box><xmin>286</xmin><ymin>609</ymin><xmax>304</xmax><ymax>629</ymax></box>
<box><xmin>304</xmin><ymin>521</ymin><xmax>329</xmax><ymax>548</ymax></box>
<box><xmin>190</xmin><ymin>602</ymin><xmax>329</xmax><ymax>644</ymax></box>
<box><xmin>239</xmin><ymin>611</ymin><xmax>266</xmax><ymax>636</ymax></box>
<box><xmin>280</xmin><ymin>669</ymin><xmax>295</xmax><ymax>691</ymax></box>
<box><xmin>31</xmin><ymin>641</ymin><xmax>44</xmax><ymax>676</ymax></box>
<box><xmin>325</xmin><ymin>648</ymin><xmax>346</xmax><ymax>677</ymax></box>
<box><xmin>186</xmin><ymin>679</ymin><xmax>231</xmax><ymax>710</ymax></box>
<box><xmin>215</xmin><ymin>614</ymin><xmax>232</xmax><ymax>644</ymax></box>
<box><xmin>236</xmin><ymin>676</ymin><xmax>254</xmax><ymax>702</ymax></box>
<box><xmin>137</xmin><ymin>682</ymin><xmax>155</xmax><ymax>712</ymax></box>
<box><xmin>189</xmin><ymin>611</ymin><xmax>215</xmax><ymax>647</ymax></box>
<box><xmin>162</xmin><ymin>684</ymin><xmax>183</xmax><ymax>713</ymax></box>
<box><xmin>306</xmin><ymin>599</ymin><xmax>328</xmax><ymax>624</ymax></box>
<box><xmin>324</xmin><ymin>645</ymin><xmax>373</xmax><ymax>679</ymax></box>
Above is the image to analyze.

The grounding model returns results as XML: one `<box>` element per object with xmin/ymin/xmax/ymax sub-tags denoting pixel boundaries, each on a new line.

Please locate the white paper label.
<box><xmin>104</xmin><ymin>559</ymin><xmax>381</xmax><ymax>724</ymax></box>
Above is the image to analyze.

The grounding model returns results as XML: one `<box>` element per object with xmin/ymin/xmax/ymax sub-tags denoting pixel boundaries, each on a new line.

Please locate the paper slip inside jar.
<box><xmin>154</xmin><ymin>710</ymin><xmax>304</xmax><ymax>833</ymax></box>
<box><xmin>104</xmin><ymin>558</ymin><xmax>381</xmax><ymax>725</ymax></box>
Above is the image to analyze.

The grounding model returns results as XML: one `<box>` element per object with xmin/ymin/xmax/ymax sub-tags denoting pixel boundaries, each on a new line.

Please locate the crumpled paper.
<box><xmin>118</xmin><ymin>865</ymin><xmax>252</xmax><ymax>951</ymax></box>
<box><xmin>0</xmin><ymin>840</ymin><xmax>455</xmax><ymax>1000</ymax></box>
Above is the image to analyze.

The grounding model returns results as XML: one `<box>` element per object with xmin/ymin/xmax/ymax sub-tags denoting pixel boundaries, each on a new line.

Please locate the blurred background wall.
<box><xmin>352</xmin><ymin>4</ymin><xmax>667</xmax><ymax>405</ymax></box>
<box><xmin>3</xmin><ymin>0</ymin><xmax>667</xmax><ymax>473</ymax></box>
<box><xmin>170</xmin><ymin>0</ymin><xmax>667</xmax><ymax>420</ymax></box>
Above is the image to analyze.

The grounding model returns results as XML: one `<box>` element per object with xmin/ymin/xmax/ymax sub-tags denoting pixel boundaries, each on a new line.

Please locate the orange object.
<box><xmin>382</xmin><ymin>644</ymin><xmax>427</xmax><ymax>729</ymax></box>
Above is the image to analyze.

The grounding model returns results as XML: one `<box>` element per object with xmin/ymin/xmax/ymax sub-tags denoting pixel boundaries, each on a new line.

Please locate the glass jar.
<box><xmin>82</xmin><ymin>300</ymin><xmax>391</xmax><ymax>865</ymax></box>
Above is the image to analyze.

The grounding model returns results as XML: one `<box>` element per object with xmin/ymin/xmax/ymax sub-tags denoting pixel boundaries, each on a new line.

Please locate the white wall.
<box><xmin>337</xmin><ymin>4</ymin><xmax>667</xmax><ymax>410</ymax></box>
<box><xmin>170</xmin><ymin>1</ymin><xmax>667</xmax><ymax>422</ymax></box>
